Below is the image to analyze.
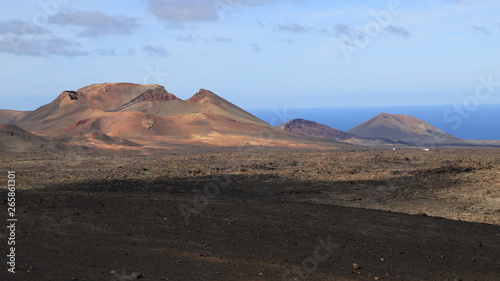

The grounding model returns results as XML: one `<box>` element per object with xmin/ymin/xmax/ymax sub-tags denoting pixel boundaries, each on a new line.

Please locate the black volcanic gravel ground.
<box><xmin>0</xmin><ymin>148</ymin><xmax>499</xmax><ymax>280</ymax></box>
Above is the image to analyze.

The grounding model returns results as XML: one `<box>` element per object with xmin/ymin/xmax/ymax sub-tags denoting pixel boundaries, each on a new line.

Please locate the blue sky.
<box><xmin>1</xmin><ymin>0</ymin><xmax>499</xmax><ymax>110</ymax></box>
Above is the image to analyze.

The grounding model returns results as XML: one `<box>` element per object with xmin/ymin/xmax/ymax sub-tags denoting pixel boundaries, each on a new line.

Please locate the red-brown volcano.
<box><xmin>7</xmin><ymin>83</ymin><xmax>350</xmax><ymax>150</ymax></box>
<box><xmin>347</xmin><ymin>113</ymin><xmax>461</xmax><ymax>145</ymax></box>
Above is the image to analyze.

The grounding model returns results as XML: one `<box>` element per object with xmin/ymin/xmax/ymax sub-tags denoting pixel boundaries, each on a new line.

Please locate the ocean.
<box><xmin>247</xmin><ymin>104</ymin><xmax>500</xmax><ymax>140</ymax></box>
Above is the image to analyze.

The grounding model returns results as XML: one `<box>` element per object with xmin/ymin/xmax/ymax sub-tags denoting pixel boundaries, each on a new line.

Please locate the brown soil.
<box><xmin>0</xmin><ymin>147</ymin><xmax>499</xmax><ymax>280</ymax></box>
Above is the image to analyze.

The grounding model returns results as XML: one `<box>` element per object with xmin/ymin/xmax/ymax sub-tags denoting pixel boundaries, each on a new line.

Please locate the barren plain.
<box><xmin>0</xmin><ymin>147</ymin><xmax>499</xmax><ymax>280</ymax></box>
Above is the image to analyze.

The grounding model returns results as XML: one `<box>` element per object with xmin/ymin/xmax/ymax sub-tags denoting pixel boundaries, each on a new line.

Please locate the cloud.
<box><xmin>0</xmin><ymin>35</ymin><xmax>87</xmax><ymax>56</ymax></box>
<box><xmin>177</xmin><ymin>35</ymin><xmax>195</xmax><ymax>42</ymax></box>
<box><xmin>147</xmin><ymin>0</ymin><xmax>218</xmax><ymax>24</ymax></box>
<box><xmin>249</xmin><ymin>43</ymin><xmax>261</xmax><ymax>53</ymax></box>
<box><xmin>275</xmin><ymin>22</ymin><xmax>310</xmax><ymax>33</ymax></box>
<box><xmin>0</xmin><ymin>19</ymin><xmax>50</xmax><ymax>35</ymax></box>
<box><xmin>147</xmin><ymin>0</ymin><xmax>298</xmax><ymax>24</ymax></box>
<box><xmin>205</xmin><ymin>35</ymin><xmax>231</xmax><ymax>43</ymax></box>
<box><xmin>179</xmin><ymin>34</ymin><xmax>231</xmax><ymax>43</ymax></box>
<box><xmin>473</xmin><ymin>25</ymin><xmax>489</xmax><ymax>35</ymax></box>
<box><xmin>325</xmin><ymin>24</ymin><xmax>366</xmax><ymax>45</ymax></box>
<box><xmin>49</xmin><ymin>11</ymin><xmax>139</xmax><ymax>37</ymax></box>
<box><xmin>93</xmin><ymin>49</ymin><xmax>116</xmax><ymax>56</ymax></box>
<box><xmin>384</xmin><ymin>25</ymin><xmax>410</xmax><ymax>38</ymax></box>
<box><xmin>256</xmin><ymin>21</ymin><xmax>268</xmax><ymax>28</ymax></box>
<box><xmin>0</xmin><ymin>35</ymin><xmax>43</xmax><ymax>56</ymax></box>
<box><xmin>330</xmin><ymin>24</ymin><xmax>351</xmax><ymax>37</ymax></box>
<box><xmin>326</xmin><ymin>23</ymin><xmax>409</xmax><ymax>41</ymax></box>
<box><xmin>280</xmin><ymin>38</ymin><xmax>294</xmax><ymax>44</ymax></box>
<box><xmin>0</xmin><ymin>19</ymin><xmax>87</xmax><ymax>57</ymax></box>
<box><xmin>143</xmin><ymin>45</ymin><xmax>169</xmax><ymax>56</ymax></box>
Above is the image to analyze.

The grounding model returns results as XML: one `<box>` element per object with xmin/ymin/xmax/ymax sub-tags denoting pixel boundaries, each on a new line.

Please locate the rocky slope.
<box><xmin>0</xmin><ymin>123</ymin><xmax>60</xmax><ymax>152</ymax></box>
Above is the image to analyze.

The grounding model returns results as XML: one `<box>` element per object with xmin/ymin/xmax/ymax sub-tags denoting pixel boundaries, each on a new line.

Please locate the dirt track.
<box><xmin>1</xmin><ymin>147</ymin><xmax>499</xmax><ymax>280</ymax></box>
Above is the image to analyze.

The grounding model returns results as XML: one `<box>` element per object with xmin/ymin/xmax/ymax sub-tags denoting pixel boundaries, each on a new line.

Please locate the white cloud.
<box><xmin>249</xmin><ymin>43</ymin><xmax>261</xmax><ymax>53</ymax></box>
<box><xmin>94</xmin><ymin>49</ymin><xmax>116</xmax><ymax>56</ymax></box>
<box><xmin>275</xmin><ymin>22</ymin><xmax>310</xmax><ymax>33</ymax></box>
<box><xmin>147</xmin><ymin>0</ymin><xmax>218</xmax><ymax>24</ymax></box>
<box><xmin>384</xmin><ymin>25</ymin><xmax>410</xmax><ymax>38</ymax></box>
<box><xmin>49</xmin><ymin>11</ymin><xmax>139</xmax><ymax>37</ymax></box>
<box><xmin>0</xmin><ymin>35</ymin><xmax>87</xmax><ymax>56</ymax></box>
<box><xmin>205</xmin><ymin>35</ymin><xmax>232</xmax><ymax>43</ymax></box>
<box><xmin>143</xmin><ymin>45</ymin><xmax>169</xmax><ymax>56</ymax></box>
<box><xmin>147</xmin><ymin>0</ymin><xmax>299</xmax><ymax>24</ymax></box>
<box><xmin>472</xmin><ymin>25</ymin><xmax>489</xmax><ymax>35</ymax></box>
<box><xmin>0</xmin><ymin>19</ymin><xmax>50</xmax><ymax>35</ymax></box>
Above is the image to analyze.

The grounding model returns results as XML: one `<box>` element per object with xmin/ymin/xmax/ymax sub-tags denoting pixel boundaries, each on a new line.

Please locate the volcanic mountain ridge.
<box><xmin>6</xmin><ymin>83</ymin><xmax>351</xmax><ymax>150</ymax></box>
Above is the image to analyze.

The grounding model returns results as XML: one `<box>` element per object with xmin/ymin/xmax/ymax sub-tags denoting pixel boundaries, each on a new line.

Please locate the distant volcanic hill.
<box><xmin>279</xmin><ymin>119</ymin><xmax>353</xmax><ymax>140</ymax></box>
<box><xmin>0</xmin><ymin>124</ymin><xmax>60</xmax><ymax>152</ymax></box>
<box><xmin>347</xmin><ymin>113</ymin><xmax>460</xmax><ymax>145</ymax></box>
<box><xmin>278</xmin><ymin>119</ymin><xmax>408</xmax><ymax>147</ymax></box>
<box><xmin>5</xmin><ymin>83</ymin><xmax>352</xmax><ymax>150</ymax></box>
